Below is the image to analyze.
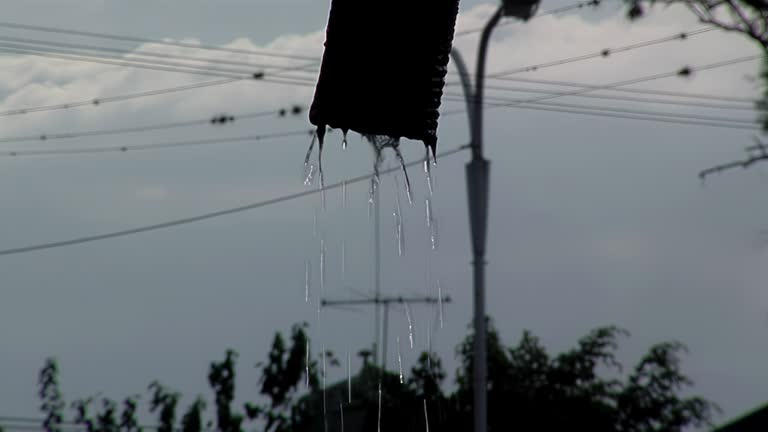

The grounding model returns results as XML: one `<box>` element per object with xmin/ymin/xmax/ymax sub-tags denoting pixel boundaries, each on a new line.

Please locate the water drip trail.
<box><xmin>393</xmin><ymin>145</ymin><xmax>413</xmax><ymax>205</ymax></box>
<box><xmin>397</xmin><ymin>336</ymin><xmax>403</xmax><ymax>384</ymax></box>
<box><xmin>303</xmin><ymin>131</ymin><xmax>316</xmax><ymax>186</ymax></box>
<box><xmin>423</xmin><ymin>400</ymin><xmax>429</xmax><ymax>432</ymax></box>
<box><xmin>305</xmin><ymin>260</ymin><xmax>311</xmax><ymax>303</ymax></box>
<box><xmin>340</xmin><ymin>402</ymin><xmax>345</xmax><ymax>432</ymax></box>
<box><xmin>347</xmin><ymin>348</ymin><xmax>352</xmax><ymax>403</ymax></box>
<box><xmin>377</xmin><ymin>382</ymin><xmax>382</xmax><ymax>432</ymax></box>
<box><xmin>425</xmin><ymin>198</ymin><xmax>438</xmax><ymax>251</ymax></box>
<box><xmin>437</xmin><ymin>279</ymin><xmax>444</xmax><ymax>329</ymax></box>
<box><xmin>423</xmin><ymin>150</ymin><xmax>433</xmax><ymax>197</ymax></box>
<box><xmin>393</xmin><ymin>176</ymin><xmax>404</xmax><ymax>257</ymax></box>
<box><xmin>313</xmin><ymin>208</ymin><xmax>318</xmax><ymax>237</ymax></box>
<box><xmin>306</xmin><ymin>340</ymin><xmax>310</xmax><ymax>388</ymax></box>
<box><xmin>342</xmin><ymin>129</ymin><xmax>348</xmax><ymax>151</ymax></box>
<box><xmin>320</xmin><ymin>238</ymin><xmax>326</xmax><ymax>293</ymax></box>
<box><xmin>322</xmin><ymin>344</ymin><xmax>327</xmax><ymax>432</ymax></box>
<box><xmin>304</xmin><ymin>164</ymin><xmax>316</xmax><ymax>186</ymax></box>
<box><xmin>405</xmin><ymin>302</ymin><xmax>414</xmax><ymax>349</ymax></box>
<box><xmin>367</xmin><ymin>177</ymin><xmax>378</xmax><ymax>220</ymax></box>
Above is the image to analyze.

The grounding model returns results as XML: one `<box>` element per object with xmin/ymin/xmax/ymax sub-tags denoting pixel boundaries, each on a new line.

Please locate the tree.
<box><xmin>625</xmin><ymin>0</ymin><xmax>768</xmax><ymax>176</ymax></box>
<box><xmin>448</xmin><ymin>319</ymin><xmax>716</xmax><ymax>432</ymax></box>
<box><xmin>30</xmin><ymin>320</ymin><xmax>713</xmax><ymax>432</ymax></box>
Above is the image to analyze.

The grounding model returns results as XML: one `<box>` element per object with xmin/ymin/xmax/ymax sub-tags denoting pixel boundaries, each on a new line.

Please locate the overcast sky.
<box><xmin>1</xmin><ymin>0</ymin><xmax>767</xmax><ymax>428</ymax></box>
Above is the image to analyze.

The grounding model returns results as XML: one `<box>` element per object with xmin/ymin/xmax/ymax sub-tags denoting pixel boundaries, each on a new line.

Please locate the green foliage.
<box><xmin>208</xmin><ymin>350</ymin><xmax>243</xmax><ymax>432</ymax></box>
<box><xmin>448</xmin><ymin>319</ymin><xmax>714</xmax><ymax>432</ymax></box>
<box><xmin>39</xmin><ymin>358</ymin><xmax>64</xmax><ymax>432</ymax></box>
<box><xmin>119</xmin><ymin>397</ymin><xmax>141</xmax><ymax>432</ymax></box>
<box><xmin>35</xmin><ymin>320</ymin><xmax>713</xmax><ymax>432</ymax></box>
<box><xmin>180</xmin><ymin>397</ymin><xmax>206</xmax><ymax>432</ymax></box>
<box><xmin>148</xmin><ymin>382</ymin><xmax>179</xmax><ymax>432</ymax></box>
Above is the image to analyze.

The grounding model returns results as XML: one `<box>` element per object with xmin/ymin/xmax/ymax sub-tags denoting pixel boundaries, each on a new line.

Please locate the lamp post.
<box><xmin>450</xmin><ymin>1</ymin><xmax>539</xmax><ymax>431</ymax></box>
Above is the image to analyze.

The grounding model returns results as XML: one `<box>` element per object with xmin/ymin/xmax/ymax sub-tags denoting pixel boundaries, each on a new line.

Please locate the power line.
<box><xmin>0</xmin><ymin>129</ymin><xmax>312</xmax><ymax>157</ymax></box>
<box><xmin>444</xmin><ymin>97</ymin><xmax>759</xmax><ymax>130</ymax></box>
<box><xmin>446</xmin><ymin>93</ymin><xmax>756</xmax><ymax>125</ymax></box>
<box><xmin>446</xmin><ymin>55</ymin><xmax>761</xmax><ymax>116</ymax></box>
<box><xmin>237</xmin><ymin>60</ymin><xmax>760</xmax><ymax>130</ymax></box>
<box><xmin>0</xmin><ymin>107</ymin><xmax>303</xmax><ymax>144</ymax></box>
<box><xmin>486</xmin><ymin>27</ymin><xmax>717</xmax><ymax>78</ymax></box>
<box><xmin>0</xmin><ymin>78</ymin><xmax>240</xmax><ymax>118</ymax></box>
<box><xmin>0</xmin><ymin>145</ymin><xmax>469</xmax><ymax>257</ymax></box>
<box><xmin>454</xmin><ymin>0</ymin><xmax>603</xmax><ymax>37</ymax></box>
<box><xmin>0</xmin><ymin>45</ymin><xmax>262</xmax><ymax>79</ymax></box>
<box><xmin>475</xmin><ymin>76</ymin><xmax>757</xmax><ymax>103</ymax></box>
<box><xmin>479</xmin><ymin>84</ymin><xmax>755</xmax><ymax>110</ymax></box>
<box><xmin>0</xmin><ymin>21</ymin><xmax>319</xmax><ymax>61</ymax></box>
<box><xmin>0</xmin><ymin>35</ymin><xmax>303</xmax><ymax>71</ymax></box>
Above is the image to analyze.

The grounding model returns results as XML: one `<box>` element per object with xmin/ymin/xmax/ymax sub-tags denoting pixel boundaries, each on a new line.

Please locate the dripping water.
<box><xmin>306</xmin><ymin>340</ymin><xmax>310</xmax><ymax>388</ymax></box>
<box><xmin>313</xmin><ymin>208</ymin><xmax>318</xmax><ymax>238</ymax></box>
<box><xmin>303</xmin><ymin>131</ymin><xmax>316</xmax><ymax>186</ymax></box>
<box><xmin>423</xmin><ymin>400</ymin><xmax>429</xmax><ymax>432</ymax></box>
<box><xmin>340</xmin><ymin>402</ymin><xmax>345</xmax><ymax>432</ymax></box>
<box><xmin>437</xmin><ymin>279</ymin><xmax>444</xmax><ymax>329</ymax></box>
<box><xmin>367</xmin><ymin>177</ymin><xmax>379</xmax><ymax>221</ymax></box>
<box><xmin>341</xmin><ymin>241</ymin><xmax>346</xmax><ymax>283</ymax></box>
<box><xmin>342</xmin><ymin>129</ymin><xmax>348</xmax><ymax>151</ymax></box>
<box><xmin>426</xmin><ymin>323</ymin><xmax>432</xmax><ymax>371</ymax></box>
<box><xmin>320</xmin><ymin>239</ymin><xmax>326</xmax><ymax>293</ymax></box>
<box><xmin>393</xmin><ymin>176</ymin><xmax>404</xmax><ymax>257</ymax></box>
<box><xmin>377</xmin><ymin>382</ymin><xmax>382</xmax><ymax>432</ymax></box>
<box><xmin>305</xmin><ymin>260</ymin><xmax>311</xmax><ymax>303</ymax></box>
<box><xmin>393</xmin><ymin>145</ymin><xmax>413</xmax><ymax>205</ymax></box>
<box><xmin>397</xmin><ymin>336</ymin><xmax>403</xmax><ymax>384</ymax></box>
<box><xmin>423</xmin><ymin>150</ymin><xmax>433</xmax><ymax>197</ymax></box>
<box><xmin>342</xmin><ymin>180</ymin><xmax>347</xmax><ymax>209</ymax></box>
<box><xmin>317</xmin><ymin>127</ymin><xmax>326</xmax><ymax>209</ymax></box>
<box><xmin>425</xmin><ymin>198</ymin><xmax>438</xmax><ymax>251</ymax></box>
<box><xmin>347</xmin><ymin>348</ymin><xmax>352</xmax><ymax>403</ymax></box>
<box><xmin>405</xmin><ymin>302</ymin><xmax>414</xmax><ymax>349</ymax></box>
<box><xmin>322</xmin><ymin>344</ymin><xmax>327</xmax><ymax>432</ymax></box>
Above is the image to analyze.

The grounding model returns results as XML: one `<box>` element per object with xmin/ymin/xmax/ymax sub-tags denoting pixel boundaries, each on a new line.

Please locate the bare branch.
<box><xmin>699</xmin><ymin>154</ymin><xmax>768</xmax><ymax>179</ymax></box>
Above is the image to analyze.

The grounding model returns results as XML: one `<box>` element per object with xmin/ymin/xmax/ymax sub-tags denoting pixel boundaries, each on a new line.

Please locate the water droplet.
<box><xmin>405</xmin><ymin>303</ymin><xmax>414</xmax><ymax>349</ymax></box>
<box><xmin>313</xmin><ymin>208</ymin><xmax>318</xmax><ymax>237</ymax></box>
<box><xmin>342</xmin><ymin>129</ymin><xmax>348</xmax><ymax>150</ymax></box>
<box><xmin>423</xmin><ymin>400</ymin><xmax>429</xmax><ymax>432</ymax></box>
<box><xmin>437</xmin><ymin>280</ymin><xmax>444</xmax><ymax>329</ymax></box>
<box><xmin>425</xmin><ymin>198</ymin><xmax>438</xmax><ymax>251</ymax></box>
<box><xmin>342</xmin><ymin>180</ymin><xmax>347</xmax><ymax>209</ymax></box>
<box><xmin>377</xmin><ymin>382</ymin><xmax>382</xmax><ymax>432</ymax></box>
<box><xmin>347</xmin><ymin>348</ymin><xmax>352</xmax><ymax>403</ymax></box>
<box><xmin>341</xmin><ymin>241</ymin><xmax>346</xmax><ymax>283</ymax></box>
<box><xmin>393</xmin><ymin>146</ymin><xmax>413</xmax><ymax>205</ymax></box>
<box><xmin>368</xmin><ymin>178</ymin><xmax>378</xmax><ymax>220</ymax></box>
<box><xmin>319</xmin><ymin>170</ymin><xmax>326</xmax><ymax>210</ymax></box>
<box><xmin>423</xmin><ymin>150</ymin><xmax>433</xmax><ymax>196</ymax></box>
<box><xmin>322</xmin><ymin>344</ymin><xmax>327</xmax><ymax>430</ymax></box>
<box><xmin>305</xmin><ymin>260</ymin><xmax>311</xmax><ymax>303</ymax></box>
<box><xmin>430</xmin><ymin>220</ymin><xmax>439</xmax><ymax>251</ymax></box>
<box><xmin>426</xmin><ymin>327</ymin><xmax>432</xmax><ymax>371</ymax></box>
<box><xmin>340</xmin><ymin>402</ymin><xmax>345</xmax><ymax>432</ymax></box>
<box><xmin>393</xmin><ymin>177</ymin><xmax>404</xmax><ymax>257</ymax></box>
<box><xmin>306</xmin><ymin>340</ymin><xmax>310</xmax><ymax>388</ymax></box>
<box><xmin>303</xmin><ymin>132</ymin><xmax>317</xmax><ymax>185</ymax></box>
<box><xmin>320</xmin><ymin>239</ymin><xmax>326</xmax><ymax>293</ymax></box>
<box><xmin>304</xmin><ymin>164</ymin><xmax>316</xmax><ymax>186</ymax></box>
<box><xmin>397</xmin><ymin>336</ymin><xmax>403</xmax><ymax>384</ymax></box>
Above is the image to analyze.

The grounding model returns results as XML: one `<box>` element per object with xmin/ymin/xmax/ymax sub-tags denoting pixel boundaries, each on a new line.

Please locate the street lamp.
<box><xmin>450</xmin><ymin>1</ymin><xmax>540</xmax><ymax>431</ymax></box>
